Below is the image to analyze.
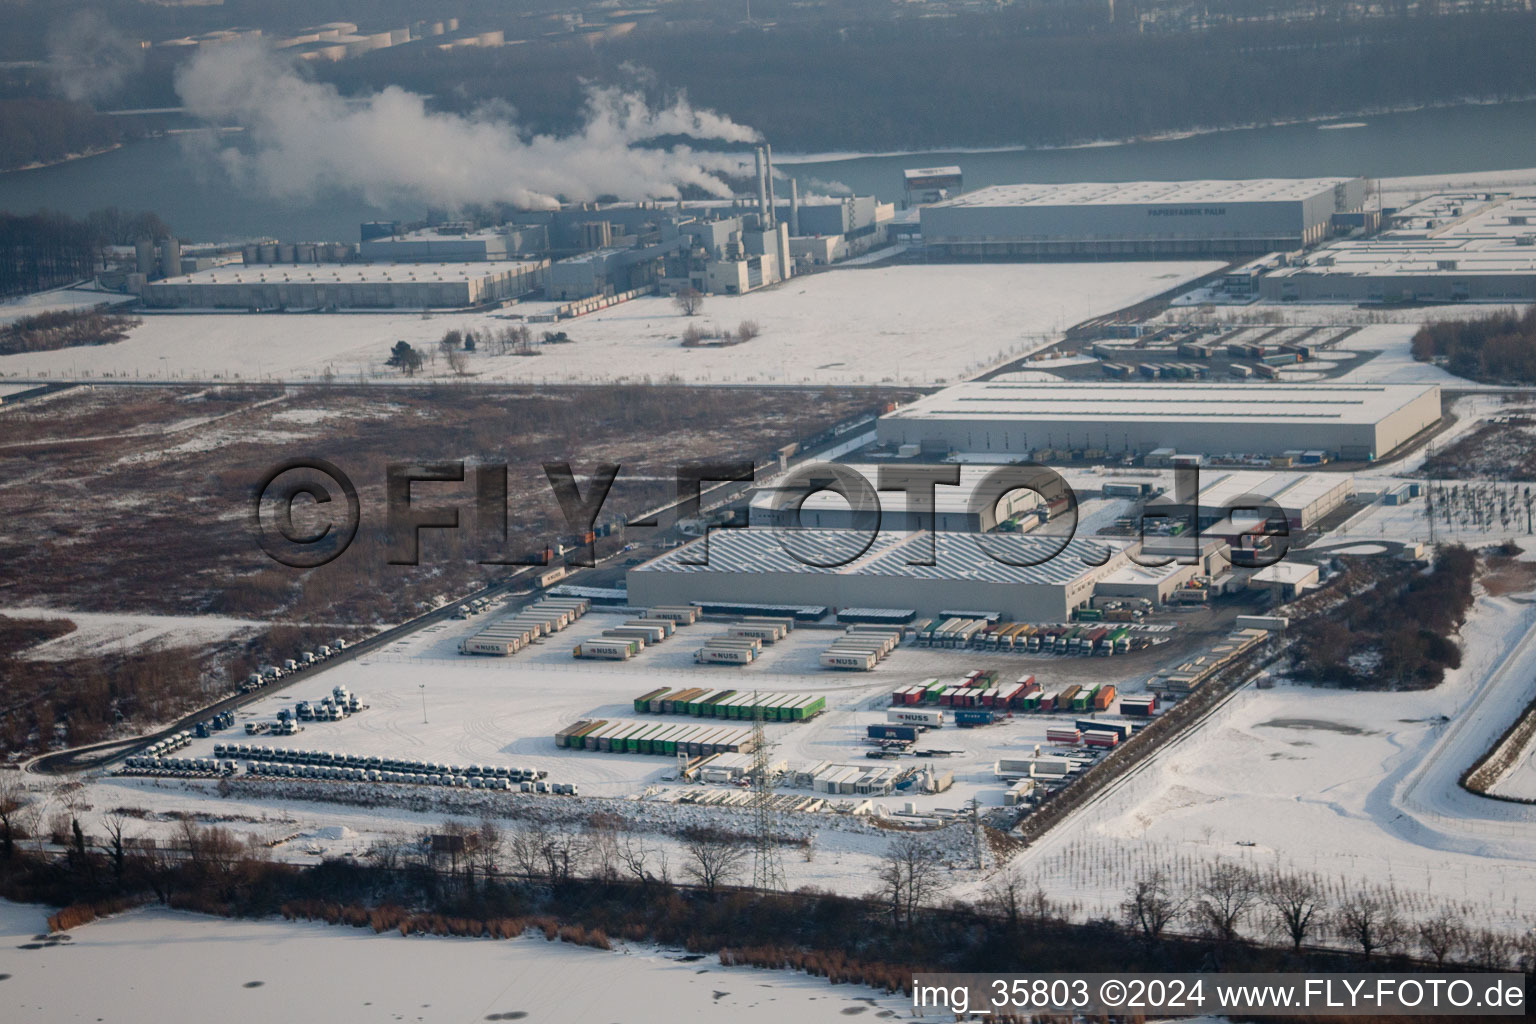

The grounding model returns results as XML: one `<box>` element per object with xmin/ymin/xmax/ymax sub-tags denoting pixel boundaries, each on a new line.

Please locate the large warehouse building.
<box><xmin>921</xmin><ymin>177</ymin><xmax>1367</xmax><ymax>258</ymax></box>
<box><xmin>748</xmin><ymin>463</ymin><xmax>1047</xmax><ymax>533</ymax></box>
<box><xmin>139</xmin><ymin>260</ymin><xmax>549</xmax><ymax>310</ymax></box>
<box><xmin>876</xmin><ymin>381</ymin><xmax>1441</xmax><ymax>462</ymax></box>
<box><xmin>627</xmin><ymin>529</ymin><xmax>1170</xmax><ymax>622</ymax></box>
<box><xmin>1258</xmin><ymin>190</ymin><xmax>1536</xmax><ymax>302</ymax></box>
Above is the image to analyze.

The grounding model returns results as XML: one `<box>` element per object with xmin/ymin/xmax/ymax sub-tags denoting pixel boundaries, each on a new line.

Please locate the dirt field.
<box><xmin>0</xmin><ymin>383</ymin><xmax>907</xmax><ymax>755</ymax></box>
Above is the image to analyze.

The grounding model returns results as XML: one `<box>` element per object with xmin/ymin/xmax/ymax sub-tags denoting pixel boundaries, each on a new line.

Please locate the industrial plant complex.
<box><xmin>874</xmin><ymin>380</ymin><xmax>1443</xmax><ymax>462</ymax></box>
<box><xmin>919</xmin><ymin>177</ymin><xmax>1369</xmax><ymax>258</ymax></box>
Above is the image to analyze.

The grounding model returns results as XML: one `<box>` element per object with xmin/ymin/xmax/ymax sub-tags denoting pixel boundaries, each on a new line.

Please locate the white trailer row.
<box><xmin>460</xmin><ymin>597</ymin><xmax>591</xmax><ymax>656</ymax></box>
<box><xmin>820</xmin><ymin>625</ymin><xmax>903</xmax><ymax>671</ymax></box>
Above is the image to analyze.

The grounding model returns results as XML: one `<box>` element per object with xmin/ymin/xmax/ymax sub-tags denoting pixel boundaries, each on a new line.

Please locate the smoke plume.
<box><xmin>175</xmin><ymin>43</ymin><xmax>759</xmax><ymax>210</ymax></box>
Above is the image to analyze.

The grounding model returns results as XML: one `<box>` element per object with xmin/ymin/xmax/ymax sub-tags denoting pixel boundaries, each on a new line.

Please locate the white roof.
<box><xmin>1250</xmin><ymin>562</ymin><xmax>1321</xmax><ymax>585</ymax></box>
<box><xmin>930</xmin><ymin>177</ymin><xmax>1357</xmax><ymax>209</ymax></box>
<box><xmin>153</xmin><ymin>260</ymin><xmax>543</xmax><ymax>286</ymax></box>
<box><xmin>750</xmin><ymin>462</ymin><xmax>1045</xmax><ymax>516</ymax></box>
<box><xmin>1268</xmin><ymin>190</ymin><xmax>1536</xmax><ymax>278</ymax></box>
<box><xmin>1192</xmin><ymin>471</ymin><xmax>1354</xmax><ymax>513</ymax></box>
<box><xmin>884</xmin><ymin>381</ymin><xmax>1439</xmax><ymax>427</ymax></box>
<box><xmin>635</xmin><ymin>528</ymin><xmax>1125</xmax><ymax>587</ymax></box>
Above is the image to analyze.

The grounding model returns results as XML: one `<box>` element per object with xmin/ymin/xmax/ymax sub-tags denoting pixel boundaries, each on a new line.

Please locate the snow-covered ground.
<box><xmin>0</xmin><ymin>262</ymin><xmax>1221</xmax><ymax>387</ymax></box>
<box><xmin>0</xmin><ymin>285</ymin><xmax>133</xmax><ymax>327</ymax></box>
<box><xmin>1011</xmin><ymin>583</ymin><xmax>1536</xmax><ymax>932</ymax></box>
<box><xmin>0</xmin><ymin>607</ymin><xmax>262</xmax><ymax>661</ymax></box>
<box><xmin>0</xmin><ymin>900</ymin><xmax>918</xmax><ymax>1023</ymax></box>
<box><xmin>1493</xmin><ymin>739</ymin><xmax>1536</xmax><ymax>801</ymax></box>
<box><xmin>92</xmin><ymin>607</ymin><xmax>1159</xmax><ymax>808</ymax></box>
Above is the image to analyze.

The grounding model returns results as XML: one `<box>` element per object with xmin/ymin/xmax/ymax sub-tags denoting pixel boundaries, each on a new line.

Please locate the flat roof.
<box><xmin>1268</xmin><ymin>191</ymin><xmax>1536</xmax><ymax>278</ymax></box>
<box><xmin>929</xmin><ymin>177</ymin><xmax>1358</xmax><ymax>209</ymax></box>
<box><xmin>1192</xmin><ymin>471</ymin><xmax>1355</xmax><ymax>513</ymax></box>
<box><xmin>634</xmin><ymin>528</ymin><xmax>1123</xmax><ymax>587</ymax></box>
<box><xmin>750</xmin><ymin>462</ymin><xmax>1046</xmax><ymax>516</ymax></box>
<box><xmin>152</xmin><ymin>260</ymin><xmax>545</xmax><ymax>286</ymax></box>
<box><xmin>883</xmin><ymin>381</ymin><xmax>1439</xmax><ymax>427</ymax></box>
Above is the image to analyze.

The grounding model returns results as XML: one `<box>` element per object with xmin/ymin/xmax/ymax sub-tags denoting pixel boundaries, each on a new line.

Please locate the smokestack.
<box><xmin>764</xmin><ymin>143</ymin><xmax>778</xmax><ymax>229</ymax></box>
<box><xmin>790</xmin><ymin>178</ymin><xmax>800</xmax><ymax>236</ymax></box>
<box><xmin>753</xmin><ymin>147</ymin><xmax>769</xmax><ymax>227</ymax></box>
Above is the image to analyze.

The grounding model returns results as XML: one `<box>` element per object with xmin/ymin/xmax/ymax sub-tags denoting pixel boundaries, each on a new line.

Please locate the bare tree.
<box><xmin>1335</xmin><ymin>891</ymin><xmax>1404</xmax><ymax>962</ymax></box>
<box><xmin>681</xmin><ymin>827</ymin><xmax>748</xmax><ymax>895</ymax></box>
<box><xmin>1262</xmin><ymin>871</ymin><xmax>1326</xmax><ymax>952</ymax></box>
<box><xmin>99</xmin><ymin>810</ymin><xmax>132</xmax><ymax>882</ymax></box>
<box><xmin>876</xmin><ymin>833</ymin><xmax>949</xmax><ymax>927</ymax></box>
<box><xmin>475</xmin><ymin>817</ymin><xmax>502</xmax><ymax>880</ymax></box>
<box><xmin>540</xmin><ymin>826</ymin><xmax>586</xmax><ymax>884</ymax></box>
<box><xmin>736</xmin><ymin>319</ymin><xmax>761</xmax><ymax>343</ymax></box>
<box><xmin>0</xmin><ymin>772</ymin><xmax>27</xmax><ymax>860</ymax></box>
<box><xmin>680</xmin><ymin>323</ymin><xmax>706</xmax><ymax>347</ymax></box>
<box><xmin>673</xmin><ymin>286</ymin><xmax>704</xmax><ymax>317</ymax></box>
<box><xmin>1463</xmin><ymin>927</ymin><xmax>1515</xmax><ymax>971</ymax></box>
<box><xmin>1122</xmin><ymin>868</ymin><xmax>1187</xmax><ymax>946</ymax></box>
<box><xmin>1416</xmin><ymin>909</ymin><xmax>1467</xmax><ymax>967</ymax></box>
<box><xmin>445</xmin><ymin>346</ymin><xmax>468</xmax><ymax>376</ymax></box>
<box><xmin>616</xmin><ymin>831</ymin><xmax>654</xmax><ymax>883</ymax></box>
<box><xmin>506</xmin><ymin>823</ymin><xmax>545</xmax><ymax>880</ymax></box>
<box><xmin>1195</xmin><ymin>862</ymin><xmax>1258</xmax><ymax>944</ymax></box>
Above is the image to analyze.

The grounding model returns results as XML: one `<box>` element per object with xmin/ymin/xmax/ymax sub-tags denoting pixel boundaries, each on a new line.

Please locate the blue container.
<box><xmin>954</xmin><ymin>709</ymin><xmax>996</xmax><ymax>727</ymax></box>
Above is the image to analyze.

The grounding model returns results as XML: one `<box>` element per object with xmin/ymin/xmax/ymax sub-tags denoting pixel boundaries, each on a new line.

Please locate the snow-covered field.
<box><xmin>0</xmin><ymin>900</ymin><xmax>917</xmax><ymax>1023</ymax></box>
<box><xmin>0</xmin><ymin>262</ymin><xmax>1221</xmax><ymax>387</ymax></box>
<box><xmin>0</xmin><ymin>606</ymin><xmax>262</xmax><ymax>661</ymax></box>
<box><xmin>1012</xmin><ymin>585</ymin><xmax>1536</xmax><ymax>931</ymax></box>
<box><xmin>0</xmin><ymin>285</ymin><xmax>133</xmax><ymax>327</ymax></box>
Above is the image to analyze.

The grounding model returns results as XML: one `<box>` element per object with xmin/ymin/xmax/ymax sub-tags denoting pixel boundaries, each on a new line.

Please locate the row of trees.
<box><xmin>1120</xmin><ymin>863</ymin><xmax>1530</xmax><ymax>969</ymax></box>
<box><xmin>2</xmin><ymin>788</ymin><xmax>1532</xmax><ymax>978</ymax></box>
<box><xmin>1412</xmin><ymin>304</ymin><xmax>1536</xmax><ymax>384</ymax></box>
<box><xmin>0</xmin><ymin>208</ymin><xmax>170</xmax><ymax>299</ymax></box>
<box><xmin>0</xmin><ymin>309</ymin><xmax>139</xmax><ymax>356</ymax></box>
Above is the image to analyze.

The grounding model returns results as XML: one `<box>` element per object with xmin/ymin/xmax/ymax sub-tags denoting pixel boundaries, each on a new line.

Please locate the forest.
<box><xmin>0</xmin><ymin>208</ymin><xmax>170</xmax><ymax>299</ymax></box>
<box><xmin>0</xmin><ymin>99</ymin><xmax>121</xmax><ymax>174</ymax></box>
<box><xmin>1412</xmin><ymin>304</ymin><xmax>1536</xmax><ymax>384</ymax></box>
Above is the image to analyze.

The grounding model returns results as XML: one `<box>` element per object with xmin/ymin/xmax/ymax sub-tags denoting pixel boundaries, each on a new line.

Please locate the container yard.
<box><xmin>460</xmin><ymin>597</ymin><xmax>591</xmax><ymax>656</ymax></box>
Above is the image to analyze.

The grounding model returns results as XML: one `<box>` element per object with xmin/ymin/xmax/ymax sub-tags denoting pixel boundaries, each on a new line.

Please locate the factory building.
<box><xmin>1258</xmin><ymin>191</ymin><xmax>1536</xmax><ymax>302</ymax></box>
<box><xmin>139</xmin><ymin>260</ymin><xmax>549</xmax><ymax>310</ymax></box>
<box><xmin>876</xmin><ymin>381</ymin><xmax>1441</xmax><ymax>462</ymax></box>
<box><xmin>627</xmin><ymin>528</ymin><xmax>1144</xmax><ymax>623</ymax></box>
<box><xmin>904</xmin><ymin>166</ymin><xmax>964</xmax><ymax>208</ymax></box>
<box><xmin>1184</xmin><ymin>471</ymin><xmax>1355</xmax><ymax>532</ymax></box>
<box><xmin>921</xmin><ymin>177</ymin><xmax>1367</xmax><ymax>258</ymax></box>
<box><xmin>748</xmin><ymin>463</ymin><xmax>1047</xmax><ymax>533</ymax></box>
<box><xmin>359</xmin><ymin>224</ymin><xmax>511</xmax><ymax>262</ymax></box>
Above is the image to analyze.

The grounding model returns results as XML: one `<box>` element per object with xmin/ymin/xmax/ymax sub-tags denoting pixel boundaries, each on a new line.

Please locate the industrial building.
<box><xmin>1183</xmin><ymin>471</ymin><xmax>1356</xmax><ymax>531</ymax></box>
<box><xmin>921</xmin><ymin>177</ymin><xmax>1368</xmax><ymax>258</ymax></box>
<box><xmin>904</xmin><ymin>166</ymin><xmax>964</xmax><ymax>208</ymax></box>
<box><xmin>627</xmin><ymin>528</ymin><xmax>1149</xmax><ymax>623</ymax></box>
<box><xmin>139</xmin><ymin>260</ymin><xmax>549</xmax><ymax>310</ymax></box>
<box><xmin>1258</xmin><ymin>190</ymin><xmax>1536</xmax><ymax>302</ymax></box>
<box><xmin>876</xmin><ymin>381</ymin><xmax>1441</xmax><ymax>462</ymax></box>
<box><xmin>748</xmin><ymin>463</ymin><xmax>1046</xmax><ymax>533</ymax></box>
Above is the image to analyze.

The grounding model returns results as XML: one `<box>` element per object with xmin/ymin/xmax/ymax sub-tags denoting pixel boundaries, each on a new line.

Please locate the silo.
<box><xmin>295</xmin><ymin>243</ymin><xmax>317</xmax><ymax>263</ymax></box>
<box><xmin>135</xmin><ymin>237</ymin><xmax>156</xmax><ymax>277</ymax></box>
<box><xmin>260</xmin><ymin>243</ymin><xmax>280</xmax><ymax>263</ymax></box>
<box><xmin>277</xmin><ymin>243</ymin><xmax>296</xmax><ymax>263</ymax></box>
<box><xmin>158</xmin><ymin>237</ymin><xmax>182</xmax><ymax>279</ymax></box>
<box><xmin>242</xmin><ymin>244</ymin><xmax>260</xmax><ymax>265</ymax></box>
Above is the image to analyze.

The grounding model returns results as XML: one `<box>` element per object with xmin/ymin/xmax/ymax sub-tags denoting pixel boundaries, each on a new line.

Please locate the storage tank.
<box><xmin>158</xmin><ymin>237</ymin><xmax>181</xmax><ymax>279</ymax></box>
<box><xmin>136</xmin><ymin>237</ymin><xmax>157</xmax><ymax>277</ymax></box>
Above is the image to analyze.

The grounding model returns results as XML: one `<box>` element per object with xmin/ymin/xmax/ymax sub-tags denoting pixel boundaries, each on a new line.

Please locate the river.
<box><xmin>1</xmin><ymin>100</ymin><xmax>1534</xmax><ymax>243</ymax></box>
